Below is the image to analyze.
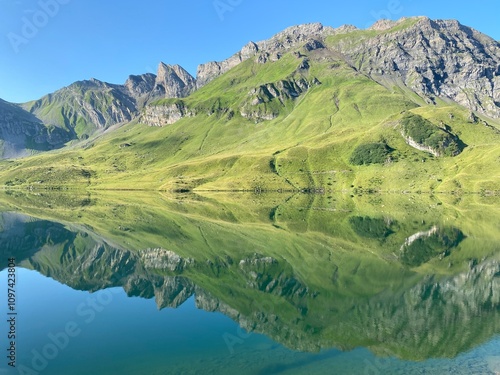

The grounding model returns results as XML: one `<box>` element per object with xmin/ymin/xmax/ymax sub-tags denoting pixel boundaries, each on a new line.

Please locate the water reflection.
<box><xmin>399</xmin><ymin>226</ymin><xmax>465</xmax><ymax>267</ymax></box>
<box><xmin>1</xmin><ymin>191</ymin><xmax>500</xmax><ymax>365</ymax></box>
<box><xmin>349</xmin><ymin>215</ymin><xmax>395</xmax><ymax>240</ymax></box>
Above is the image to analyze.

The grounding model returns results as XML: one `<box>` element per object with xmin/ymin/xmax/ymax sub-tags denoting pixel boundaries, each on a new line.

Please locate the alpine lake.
<box><xmin>1</xmin><ymin>190</ymin><xmax>499</xmax><ymax>375</ymax></box>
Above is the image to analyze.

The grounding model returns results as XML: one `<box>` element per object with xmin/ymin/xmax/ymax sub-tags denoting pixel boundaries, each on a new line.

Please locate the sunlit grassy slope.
<box><xmin>1</xmin><ymin>23</ymin><xmax>499</xmax><ymax>192</ymax></box>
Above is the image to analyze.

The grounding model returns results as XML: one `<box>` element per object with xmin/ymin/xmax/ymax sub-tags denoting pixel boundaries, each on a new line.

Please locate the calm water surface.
<box><xmin>0</xmin><ymin>192</ymin><xmax>499</xmax><ymax>374</ymax></box>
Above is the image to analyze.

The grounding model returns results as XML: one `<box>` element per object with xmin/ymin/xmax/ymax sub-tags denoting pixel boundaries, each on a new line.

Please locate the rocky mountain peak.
<box><xmin>72</xmin><ymin>78</ymin><xmax>107</xmax><ymax>90</ymax></box>
<box><xmin>241</xmin><ymin>41</ymin><xmax>259</xmax><ymax>59</ymax></box>
<box><xmin>196</xmin><ymin>22</ymin><xmax>334</xmax><ymax>88</ymax></box>
<box><xmin>153</xmin><ymin>62</ymin><xmax>197</xmax><ymax>98</ymax></box>
<box><xmin>335</xmin><ymin>16</ymin><xmax>500</xmax><ymax>118</ymax></box>
<box><xmin>125</xmin><ymin>73</ymin><xmax>157</xmax><ymax>98</ymax></box>
<box><xmin>368</xmin><ymin>19</ymin><xmax>397</xmax><ymax>31</ymax></box>
<box><xmin>265</xmin><ymin>22</ymin><xmax>329</xmax><ymax>43</ymax></box>
<box><xmin>333</xmin><ymin>24</ymin><xmax>358</xmax><ymax>34</ymax></box>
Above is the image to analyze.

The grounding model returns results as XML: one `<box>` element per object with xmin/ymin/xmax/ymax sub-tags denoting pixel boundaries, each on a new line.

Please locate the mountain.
<box><xmin>340</xmin><ymin>18</ymin><xmax>500</xmax><ymax>118</ymax></box>
<box><xmin>0</xmin><ymin>99</ymin><xmax>72</xmax><ymax>158</ymax></box>
<box><xmin>0</xmin><ymin>17</ymin><xmax>499</xmax><ymax>192</ymax></box>
<box><xmin>22</xmin><ymin>78</ymin><xmax>138</xmax><ymax>139</ymax></box>
<box><xmin>197</xmin><ymin>17</ymin><xmax>500</xmax><ymax>118</ymax></box>
<box><xmin>0</xmin><ymin>62</ymin><xmax>197</xmax><ymax>156</ymax></box>
<box><xmin>20</xmin><ymin>62</ymin><xmax>197</xmax><ymax>139</ymax></box>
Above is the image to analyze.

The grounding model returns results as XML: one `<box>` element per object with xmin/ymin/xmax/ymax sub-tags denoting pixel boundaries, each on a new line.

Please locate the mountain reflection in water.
<box><xmin>1</xmin><ymin>191</ymin><xmax>500</xmax><ymax>374</ymax></box>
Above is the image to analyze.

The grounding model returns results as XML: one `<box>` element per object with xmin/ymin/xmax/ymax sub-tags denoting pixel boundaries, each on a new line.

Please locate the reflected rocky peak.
<box><xmin>0</xmin><ymin>212</ymin><xmax>78</xmax><ymax>270</ymax></box>
<box><xmin>140</xmin><ymin>248</ymin><xmax>194</xmax><ymax>272</ymax></box>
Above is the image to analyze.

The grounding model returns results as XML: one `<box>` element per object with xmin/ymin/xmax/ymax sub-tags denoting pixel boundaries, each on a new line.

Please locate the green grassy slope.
<box><xmin>1</xmin><ymin>22</ymin><xmax>499</xmax><ymax>192</ymax></box>
<box><xmin>23</xmin><ymin>79</ymin><xmax>137</xmax><ymax>139</ymax></box>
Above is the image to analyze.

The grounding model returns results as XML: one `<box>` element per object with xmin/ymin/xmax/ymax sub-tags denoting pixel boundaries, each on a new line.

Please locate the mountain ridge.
<box><xmin>0</xmin><ymin>16</ymin><xmax>499</xmax><ymax>193</ymax></box>
<box><xmin>4</xmin><ymin>16</ymin><xmax>500</xmax><ymax>137</ymax></box>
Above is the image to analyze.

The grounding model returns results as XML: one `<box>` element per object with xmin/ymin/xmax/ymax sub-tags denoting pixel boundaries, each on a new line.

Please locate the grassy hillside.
<box><xmin>0</xmin><ymin>22</ymin><xmax>499</xmax><ymax>192</ymax></box>
<box><xmin>22</xmin><ymin>80</ymin><xmax>137</xmax><ymax>139</ymax></box>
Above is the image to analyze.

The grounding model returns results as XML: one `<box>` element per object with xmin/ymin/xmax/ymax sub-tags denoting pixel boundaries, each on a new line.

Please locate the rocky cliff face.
<box><xmin>124</xmin><ymin>73</ymin><xmax>157</xmax><ymax>107</ymax></box>
<box><xmin>196</xmin><ymin>23</ymin><xmax>335</xmax><ymax>87</ymax></box>
<box><xmin>0</xmin><ymin>99</ymin><xmax>71</xmax><ymax>158</ymax></box>
<box><xmin>336</xmin><ymin>17</ymin><xmax>500</xmax><ymax>118</ymax></box>
<box><xmin>141</xmin><ymin>101</ymin><xmax>194</xmax><ymax>126</ymax></box>
<box><xmin>152</xmin><ymin>63</ymin><xmax>197</xmax><ymax>99</ymax></box>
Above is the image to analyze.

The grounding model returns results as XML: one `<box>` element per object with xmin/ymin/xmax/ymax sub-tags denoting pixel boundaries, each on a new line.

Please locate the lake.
<box><xmin>0</xmin><ymin>190</ymin><xmax>499</xmax><ymax>374</ymax></box>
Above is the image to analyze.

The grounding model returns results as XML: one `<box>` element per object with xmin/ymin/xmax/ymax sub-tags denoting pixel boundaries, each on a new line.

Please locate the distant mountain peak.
<box><xmin>335</xmin><ymin>16</ymin><xmax>500</xmax><ymax>118</ymax></box>
<box><xmin>194</xmin><ymin>16</ymin><xmax>500</xmax><ymax>118</ymax></box>
<box><xmin>154</xmin><ymin>62</ymin><xmax>197</xmax><ymax>98</ymax></box>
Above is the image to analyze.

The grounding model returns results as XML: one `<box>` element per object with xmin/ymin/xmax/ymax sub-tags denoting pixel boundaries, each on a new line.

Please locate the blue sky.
<box><xmin>0</xmin><ymin>0</ymin><xmax>499</xmax><ymax>103</ymax></box>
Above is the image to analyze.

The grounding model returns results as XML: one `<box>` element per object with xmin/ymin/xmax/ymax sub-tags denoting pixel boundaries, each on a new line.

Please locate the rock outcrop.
<box><xmin>240</xmin><ymin>77</ymin><xmax>320</xmax><ymax>122</ymax></box>
<box><xmin>141</xmin><ymin>101</ymin><xmax>194</xmax><ymax>126</ymax></box>
<box><xmin>0</xmin><ymin>99</ymin><xmax>71</xmax><ymax>158</ymax></box>
<box><xmin>152</xmin><ymin>63</ymin><xmax>197</xmax><ymax>99</ymax></box>
<box><xmin>400</xmin><ymin>113</ymin><xmax>466</xmax><ymax>157</ymax></box>
<box><xmin>141</xmin><ymin>248</ymin><xmax>194</xmax><ymax>271</ymax></box>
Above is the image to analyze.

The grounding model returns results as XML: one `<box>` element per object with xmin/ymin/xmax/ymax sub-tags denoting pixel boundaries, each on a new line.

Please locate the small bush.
<box><xmin>350</xmin><ymin>143</ymin><xmax>392</xmax><ymax>165</ymax></box>
<box><xmin>401</xmin><ymin>113</ymin><xmax>464</xmax><ymax>156</ymax></box>
<box><xmin>349</xmin><ymin>216</ymin><xmax>394</xmax><ymax>239</ymax></box>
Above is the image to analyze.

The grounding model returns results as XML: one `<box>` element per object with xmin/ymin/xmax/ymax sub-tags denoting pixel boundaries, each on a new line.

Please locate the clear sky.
<box><xmin>0</xmin><ymin>0</ymin><xmax>499</xmax><ymax>103</ymax></box>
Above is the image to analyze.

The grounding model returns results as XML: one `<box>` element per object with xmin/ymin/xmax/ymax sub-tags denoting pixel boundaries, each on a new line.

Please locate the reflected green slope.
<box><xmin>1</xmin><ymin>191</ymin><xmax>499</xmax><ymax>360</ymax></box>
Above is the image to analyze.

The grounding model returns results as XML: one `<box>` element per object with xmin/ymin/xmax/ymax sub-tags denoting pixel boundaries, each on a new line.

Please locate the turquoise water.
<box><xmin>1</xmin><ymin>268</ymin><xmax>499</xmax><ymax>375</ymax></box>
